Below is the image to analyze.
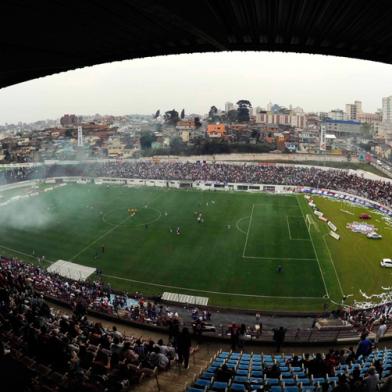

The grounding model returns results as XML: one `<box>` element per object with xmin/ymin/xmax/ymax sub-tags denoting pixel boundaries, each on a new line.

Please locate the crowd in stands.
<box><xmin>2</xmin><ymin>161</ymin><xmax>392</xmax><ymax>207</ymax></box>
<box><xmin>0</xmin><ymin>258</ymin><xmax>194</xmax><ymax>392</ymax></box>
<box><xmin>0</xmin><ymin>257</ymin><xmax>180</xmax><ymax>328</ymax></box>
<box><xmin>193</xmin><ymin>346</ymin><xmax>392</xmax><ymax>392</ymax></box>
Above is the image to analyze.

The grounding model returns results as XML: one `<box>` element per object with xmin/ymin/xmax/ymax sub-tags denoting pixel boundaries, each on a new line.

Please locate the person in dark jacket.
<box><xmin>177</xmin><ymin>327</ymin><xmax>191</xmax><ymax>369</ymax></box>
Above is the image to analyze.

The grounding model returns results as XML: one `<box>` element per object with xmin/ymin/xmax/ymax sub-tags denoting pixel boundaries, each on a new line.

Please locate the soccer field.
<box><xmin>1</xmin><ymin>184</ymin><xmax>392</xmax><ymax>311</ymax></box>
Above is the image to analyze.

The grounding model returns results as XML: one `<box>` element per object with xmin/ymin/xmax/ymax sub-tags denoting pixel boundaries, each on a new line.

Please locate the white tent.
<box><xmin>47</xmin><ymin>260</ymin><xmax>96</xmax><ymax>281</ymax></box>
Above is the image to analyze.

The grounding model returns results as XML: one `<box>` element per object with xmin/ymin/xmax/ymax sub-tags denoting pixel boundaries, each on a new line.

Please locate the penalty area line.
<box><xmin>102</xmin><ymin>273</ymin><xmax>325</xmax><ymax>300</ymax></box>
<box><xmin>242</xmin><ymin>256</ymin><xmax>316</xmax><ymax>261</ymax></box>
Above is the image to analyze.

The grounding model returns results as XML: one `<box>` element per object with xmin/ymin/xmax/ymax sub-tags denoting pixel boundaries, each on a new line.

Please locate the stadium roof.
<box><xmin>2</xmin><ymin>0</ymin><xmax>392</xmax><ymax>89</ymax></box>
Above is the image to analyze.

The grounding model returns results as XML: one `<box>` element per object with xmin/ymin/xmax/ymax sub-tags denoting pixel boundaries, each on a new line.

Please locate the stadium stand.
<box><xmin>186</xmin><ymin>349</ymin><xmax>392</xmax><ymax>392</ymax></box>
<box><xmin>2</xmin><ymin>161</ymin><xmax>392</xmax><ymax>207</ymax></box>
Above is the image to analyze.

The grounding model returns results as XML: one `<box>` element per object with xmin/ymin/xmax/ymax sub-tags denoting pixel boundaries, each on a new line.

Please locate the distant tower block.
<box><xmin>77</xmin><ymin>126</ymin><xmax>84</xmax><ymax>147</ymax></box>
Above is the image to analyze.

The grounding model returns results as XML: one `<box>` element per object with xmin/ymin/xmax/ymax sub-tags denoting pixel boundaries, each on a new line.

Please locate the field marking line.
<box><xmin>322</xmin><ymin>233</ymin><xmax>345</xmax><ymax>298</ymax></box>
<box><xmin>235</xmin><ymin>216</ymin><xmax>249</xmax><ymax>235</ymax></box>
<box><xmin>0</xmin><ymin>242</ymin><xmax>324</xmax><ymax>300</ymax></box>
<box><xmin>286</xmin><ymin>216</ymin><xmax>310</xmax><ymax>241</ymax></box>
<box><xmin>296</xmin><ymin>195</ymin><xmax>330</xmax><ymax>299</ymax></box>
<box><xmin>70</xmin><ymin>215</ymin><xmax>132</xmax><ymax>261</ymax></box>
<box><xmin>102</xmin><ymin>207</ymin><xmax>162</xmax><ymax>228</ymax></box>
<box><xmin>0</xmin><ymin>244</ymin><xmax>54</xmax><ymax>265</ymax></box>
<box><xmin>242</xmin><ymin>204</ymin><xmax>255</xmax><ymax>257</ymax></box>
<box><xmin>242</xmin><ymin>255</ymin><xmax>316</xmax><ymax>261</ymax></box>
<box><xmin>102</xmin><ymin>273</ymin><xmax>325</xmax><ymax>300</ymax></box>
<box><xmin>286</xmin><ymin>216</ymin><xmax>293</xmax><ymax>240</ymax></box>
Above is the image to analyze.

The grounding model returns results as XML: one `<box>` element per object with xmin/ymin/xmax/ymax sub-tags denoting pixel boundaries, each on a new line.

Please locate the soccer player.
<box><xmin>277</xmin><ymin>265</ymin><xmax>283</xmax><ymax>273</ymax></box>
<box><xmin>101</xmin><ymin>245</ymin><xmax>105</xmax><ymax>253</ymax></box>
<box><xmin>176</xmin><ymin>227</ymin><xmax>181</xmax><ymax>235</ymax></box>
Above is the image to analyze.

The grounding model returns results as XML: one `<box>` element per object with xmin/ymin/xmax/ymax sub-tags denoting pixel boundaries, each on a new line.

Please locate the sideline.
<box><xmin>296</xmin><ymin>195</ymin><xmax>330</xmax><ymax>299</ymax></box>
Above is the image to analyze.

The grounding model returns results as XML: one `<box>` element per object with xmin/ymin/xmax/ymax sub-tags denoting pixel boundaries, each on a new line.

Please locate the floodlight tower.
<box><xmin>77</xmin><ymin>126</ymin><xmax>84</xmax><ymax>147</ymax></box>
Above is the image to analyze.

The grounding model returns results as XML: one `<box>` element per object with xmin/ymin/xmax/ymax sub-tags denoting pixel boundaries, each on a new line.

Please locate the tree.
<box><xmin>164</xmin><ymin>109</ymin><xmax>179</xmax><ymax>126</ymax></box>
<box><xmin>227</xmin><ymin>109</ymin><xmax>238</xmax><ymax>123</ymax></box>
<box><xmin>65</xmin><ymin>128</ymin><xmax>73</xmax><ymax>138</ymax></box>
<box><xmin>208</xmin><ymin>106</ymin><xmax>220</xmax><ymax>123</ymax></box>
<box><xmin>170</xmin><ymin>136</ymin><xmax>185</xmax><ymax>155</ymax></box>
<box><xmin>139</xmin><ymin>131</ymin><xmax>156</xmax><ymax>149</ymax></box>
<box><xmin>194</xmin><ymin>117</ymin><xmax>202</xmax><ymax>128</ymax></box>
<box><xmin>180</xmin><ymin>109</ymin><xmax>185</xmax><ymax>119</ymax></box>
<box><xmin>236</xmin><ymin>100</ymin><xmax>252</xmax><ymax>122</ymax></box>
<box><xmin>153</xmin><ymin>109</ymin><xmax>160</xmax><ymax>119</ymax></box>
<box><xmin>360</xmin><ymin>122</ymin><xmax>372</xmax><ymax>138</ymax></box>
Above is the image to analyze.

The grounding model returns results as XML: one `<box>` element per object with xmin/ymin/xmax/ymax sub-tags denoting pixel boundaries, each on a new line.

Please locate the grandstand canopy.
<box><xmin>2</xmin><ymin>0</ymin><xmax>392</xmax><ymax>89</ymax></box>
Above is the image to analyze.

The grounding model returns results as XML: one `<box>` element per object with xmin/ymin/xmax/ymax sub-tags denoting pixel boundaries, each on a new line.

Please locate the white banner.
<box><xmin>328</xmin><ymin>221</ymin><xmax>337</xmax><ymax>232</ymax></box>
<box><xmin>329</xmin><ymin>231</ymin><xmax>340</xmax><ymax>240</ymax></box>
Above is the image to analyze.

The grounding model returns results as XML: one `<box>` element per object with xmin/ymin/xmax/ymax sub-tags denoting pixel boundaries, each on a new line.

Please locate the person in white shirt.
<box><xmin>375</xmin><ymin>320</ymin><xmax>388</xmax><ymax>345</ymax></box>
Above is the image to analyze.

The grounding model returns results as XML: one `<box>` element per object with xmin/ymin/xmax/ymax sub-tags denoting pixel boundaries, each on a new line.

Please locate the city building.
<box><xmin>207</xmin><ymin>123</ymin><xmax>226</xmax><ymax>138</ymax></box>
<box><xmin>328</xmin><ymin>109</ymin><xmax>345</xmax><ymax>121</ymax></box>
<box><xmin>345</xmin><ymin>101</ymin><xmax>362</xmax><ymax>120</ymax></box>
<box><xmin>225</xmin><ymin>102</ymin><xmax>235</xmax><ymax>113</ymax></box>
<box><xmin>382</xmin><ymin>96</ymin><xmax>392</xmax><ymax>122</ymax></box>
<box><xmin>321</xmin><ymin>119</ymin><xmax>361</xmax><ymax>138</ymax></box>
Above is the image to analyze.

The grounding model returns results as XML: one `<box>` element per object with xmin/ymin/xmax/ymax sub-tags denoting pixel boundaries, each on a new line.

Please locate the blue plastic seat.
<box><xmin>283</xmin><ymin>379</ymin><xmax>296</xmax><ymax>386</ymax></box>
<box><xmin>238</xmin><ymin>364</ymin><xmax>250</xmax><ymax>371</ymax></box>
<box><xmin>251</xmin><ymin>385</ymin><xmax>262</xmax><ymax>391</ymax></box>
<box><xmin>194</xmin><ymin>379</ymin><xmax>211</xmax><ymax>388</ymax></box>
<box><xmin>230</xmin><ymin>384</ymin><xmax>246</xmax><ymax>392</ymax></box>
<box><xmin>200</xmin><ymin>372</ymin><xmax>214</xmax><ymax>380</ymax></box>
<box><xmin>284</xmin><ymin>387</ymin><xmax>299</xmax><ymax>392</ymax></box>
<box><xmin>312</xmin><ymin>378</ymin><xmax>326</xmax><ymax>385</ymax></box>
<box><xmin>297</xmin><ymin>378</ymin><xmax>311</xmax><ymax>386</ymax></box>
<box><xmin>265</xmin><ymin>379</ymin><xmax>280</xmax><ymax>385</ymax></box>
<box><xmin>302</xmin><ymin>387</ymin><xmax>315</xmax><ymax>392</ymax></box>
<box><xmin>236</xmin><ymin>369</ymin><xmax>249</xmax><ymax>376</ymax></box>
<box><xmin>233</xmin><ymin>376</ymin><xmax>249</xmax><ymax>384</ymax></box>
<box><xmin>281</xmin><ymin>372</ymin><xmax>293</xmax><ymax>378</ymax></box>
<box><xmin>188</xmin><ymin>388</ymin><xmax>205</xmax><ymax>392</ymax></box>
<box><xmin>291</xmin><ymin>367</ymin><xmax>303</xmax><ymax>372</ymax></box>
<box><xmin>270</xmin><ymin>386</ymin><xmax>282</xmax><ymax>392</ymax></box>
<box><xmin>211</xmin><ymin>381</ymin><xmax>229</xmax><ymax>391</ymax></box>
<box><xmin>251</xmin><ymin>371</ymin><xmax>263</xmax><ymax>378</ymax></box>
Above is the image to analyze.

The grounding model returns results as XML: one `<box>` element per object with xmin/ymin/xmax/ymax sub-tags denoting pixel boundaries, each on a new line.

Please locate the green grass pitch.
<box><xmin>1</xmin><ymin>183</ymin><xmax>392</xmax><ymax>312</ymax></box>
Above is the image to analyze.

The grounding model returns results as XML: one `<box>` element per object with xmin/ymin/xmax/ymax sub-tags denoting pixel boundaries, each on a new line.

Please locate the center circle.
<box><xmin>103</xmin><ymin>207</ymin><xmax>161</xmax><ymax>227</ymax></box>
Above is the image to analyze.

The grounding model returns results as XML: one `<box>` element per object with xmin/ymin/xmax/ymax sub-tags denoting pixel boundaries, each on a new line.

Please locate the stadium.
<box><xmin>4</xmin><ymin>1</ymin><xmax>392</xmax><ymax>392</ymax></box>
<box><xmin>2</xmin><ymin>159</ymin><xmax>392</xmax><ymax>390</ymax></box>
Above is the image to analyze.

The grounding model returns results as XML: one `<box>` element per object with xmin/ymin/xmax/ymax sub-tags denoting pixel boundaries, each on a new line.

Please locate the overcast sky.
<box><xmin>1</xmin><ymin>51</ymin><xmax>392</xmax><ymax>125</ymax></box>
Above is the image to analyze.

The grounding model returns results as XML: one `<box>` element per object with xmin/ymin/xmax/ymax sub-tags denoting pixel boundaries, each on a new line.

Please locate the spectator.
<box><xmin>177</xmin><ymin>327</ymin><xmax>191</xmax><ymax>369</ymax></box>
<box><xmin>356</xmin><ymin>334</ymin><xmax>373</xmax><ymax>359</ymax></box>
<box><xmin>273</xmin><ymin>326</ymin><xmax>287</xmax><ymax>353</ymax></box>
<box><xmin>364</xmin><ymin>367</ymin><xmax>380</xmax><ymax>392</ymax></box>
